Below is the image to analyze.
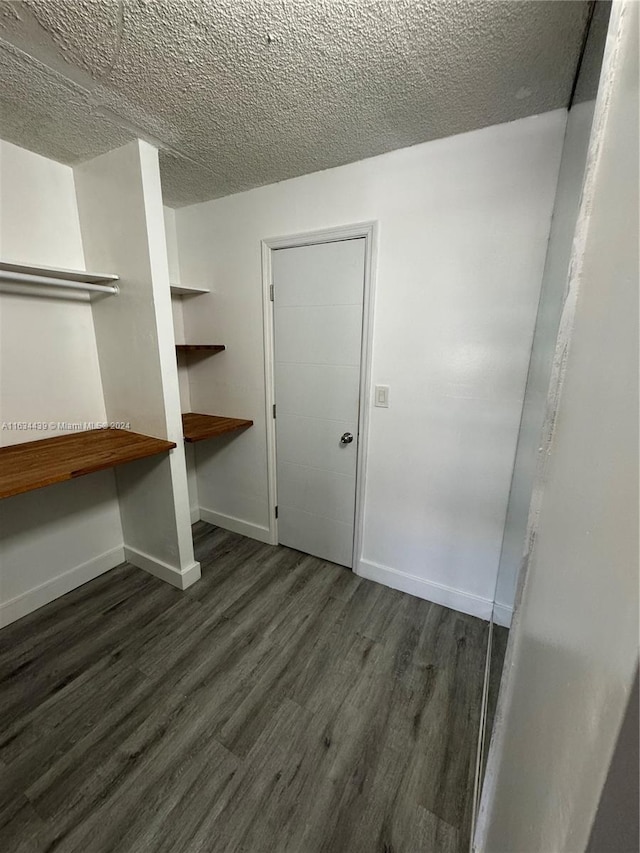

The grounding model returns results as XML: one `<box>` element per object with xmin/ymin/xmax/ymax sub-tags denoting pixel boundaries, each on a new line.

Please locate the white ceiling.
<box><xmin>0</xmin><ymin>0</ymin><xmax>589</xmax><ymax>207</ymax></box>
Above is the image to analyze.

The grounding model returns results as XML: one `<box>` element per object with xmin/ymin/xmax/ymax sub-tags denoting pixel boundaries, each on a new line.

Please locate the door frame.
<box><xmin>261</xmin><ymin>221</ymin><xmax>378</xmax><ymax>569</ymax></box>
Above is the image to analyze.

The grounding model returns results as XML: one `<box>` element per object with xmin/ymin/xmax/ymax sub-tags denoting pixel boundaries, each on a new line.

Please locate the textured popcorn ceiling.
<box><xmin>0</xmin><ymin>0</ymin><xmax>589</xmax><ymax>207</ymax></box>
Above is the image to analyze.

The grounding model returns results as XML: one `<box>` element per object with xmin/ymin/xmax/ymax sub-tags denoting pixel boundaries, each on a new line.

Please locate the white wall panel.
<box><xmin>0</xmin><ymin>474</ymin><xmax>124</xmax><ymax>627</ymax></box>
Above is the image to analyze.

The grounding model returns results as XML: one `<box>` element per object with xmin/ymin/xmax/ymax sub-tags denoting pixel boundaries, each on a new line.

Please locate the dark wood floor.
<box><xmin>0</xmin><ymin>522</ymin><xmax>488</xmax><ymax>853</ymax></box>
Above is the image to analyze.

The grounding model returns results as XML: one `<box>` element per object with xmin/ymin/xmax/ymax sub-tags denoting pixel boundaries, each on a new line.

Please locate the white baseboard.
<box><xmin>190</xmin><ymin>505</ymin><xmax>201</xmax><ymax>524</ymax></box>
<box><xmin>123</xmin><ymin>546</ymin><xmax>201</xmax><ymax>590</ymax></box>
<box><xmin>356</xmin><ymin>558</ymin><xmax>493</xmax><ymax>620</ymax></box>
<box><xmin>492</xmin><ymin>602</ymin><xmax>514</xmax><ymax>628</ymax></box>
<box><xmin>0</xmin><ymin>545</ymin><xmax>125</xmax><ymax>628</ymax></box>
<box><xmin>199</xmin><ymin>507</ymin><xmax>272</xmax><ymax>544</ymax></box>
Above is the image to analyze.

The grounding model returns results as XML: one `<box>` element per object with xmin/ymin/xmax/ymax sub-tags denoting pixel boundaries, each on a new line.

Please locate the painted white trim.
<box><xmin>492</xmin><ymin>602</ymin><xmax>514</xmax><ymax>628</ymax></box>
<box><xmin>352</xmin><ymin>226</ymin><xmax>378</xmax><ymax>573</ymax></box>
<box><xmin>261</xmin><ymin>221</ymin><xmax>378</xmax><ymax>565</ymax></box>
<box><xmin>124</xmin><ymin>546</ymin><xmax>201</xmax><ymax>590</ymax></box>
<box><xmin>357</xmin><ymin>557</ymin><xmax>493</xmax><ymax>620</ymax></box>
<box><xmin>199</xmin><ymin>507</ymin><xmax>272</xmax><ymax>544</ymax></box>
<box><xmin>190</xmin><ymin>505</ymin><xmax>201</xmax><ymax>524</ymax></box>
<box><xmin>0</xmin><ymin>545</ymin><xmax>125</xmax><ymax>628</ymax></box>
<box><xmin>261</xmin><ymin>238</ymin><xmax>279</xmax><ymax>546</ymax></box>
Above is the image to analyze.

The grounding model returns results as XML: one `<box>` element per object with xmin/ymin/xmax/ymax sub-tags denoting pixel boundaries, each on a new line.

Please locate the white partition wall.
<box><xmin>477</xmin><ymin>3</ymin><xmax>639</xmax><ymax>847</ymax></box>
<box><xmin>74</xmin><ymin>140</ymin><xmax>199</xmax><ymax>589</ymax></box>
<box><xmin>493</xmin><ymin>98</ymin><xmax>602</xmax><ymax>628</ymax></box>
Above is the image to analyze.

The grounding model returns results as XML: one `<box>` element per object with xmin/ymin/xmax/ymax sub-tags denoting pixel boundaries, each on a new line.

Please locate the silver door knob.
<box><xmin>340</xmin><ymin>432</ymin><xmax>354</xmax><ymax>444</ymax></box>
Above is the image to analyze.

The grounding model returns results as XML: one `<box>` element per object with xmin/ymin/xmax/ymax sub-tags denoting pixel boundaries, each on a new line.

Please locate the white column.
<box><xmin>74</xmin><ymin>140</ymin><xmax>200</xmax><ymax>589</ymax></box>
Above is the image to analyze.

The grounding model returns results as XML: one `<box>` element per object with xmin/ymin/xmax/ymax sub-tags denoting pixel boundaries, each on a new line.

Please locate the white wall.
<box><xmin>163</xmin><ymin>205</ymin><xmax>181</xmax><ymax>286</ymax></box>
<box><xmin>478</xmin><ymin>3</ymin><xmax>639</xmax><ymax>848</ymax></box>
<box><xmin>0</xmin><ymin>140</ymin><xmax>106</xmax><ymax>444</ymax></box>
<box><xmin>493</xmin><ymin>98</ymin><xmax>598</xmax><ymax>626</ymax></box>
<box><xmin>176</xmin><ymin>111</ymin><xmax>566</xmax><ymax>616</ymax></box>
<box><xmin>0</xmin><ymin>140</ymin><xmax>123</xmax><ymax>625</ymax></box>
<box><xmin>163</xmin><ymin>204</ymin><xmax>199</xmax><ymax>518</ymax></box>
<box><xmin>165</xmin><ymin>207</ymin><xmax>192</xmax><ymax>411</ymax></box>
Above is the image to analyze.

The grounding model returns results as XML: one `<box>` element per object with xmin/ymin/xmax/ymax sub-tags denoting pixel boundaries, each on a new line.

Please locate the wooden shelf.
<box><xmin>175</xmin><ymin>344</ymin><xmax>225</xmax><ymax>354</ymax></box>
<box><xmin>182</xmin><ymin>413</ymin><xmax>253</xmax><ymax>443</ymax></box>
<box><xmin>170</xmin><ymin>283</ymin><xmax>210</xmax><ymax>296</ymax></box>
<box><xmin>0</xmin><ymin>260</ymin><xmax>118</xmax><ymax>285</ymax></box>
<box><xmin>0</xmin><ymin>429</ymin><xmax>176</xmax><ymax>500</ymax></box>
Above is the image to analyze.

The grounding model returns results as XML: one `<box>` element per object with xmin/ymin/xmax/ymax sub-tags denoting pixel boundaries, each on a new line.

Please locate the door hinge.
<box><xmin>272</xmin><ymin>403</ymin><xmax>276</xmax><ymax>419</ymax></box>
<box><xmin>275</xmin><ymin>505</ymin><xmax>278</xmax><ymax>519</ymax></box>
<box><xmin>269</xmin><ymin>283</ymin><xmax>274</xmax><ymax>302</ymax></box>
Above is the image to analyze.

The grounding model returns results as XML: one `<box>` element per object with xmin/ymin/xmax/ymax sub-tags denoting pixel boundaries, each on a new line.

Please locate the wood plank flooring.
<box><xmin>0</xmin><ymin>522</ymin><xmax>488</xmax><ymax>853</ymax></box>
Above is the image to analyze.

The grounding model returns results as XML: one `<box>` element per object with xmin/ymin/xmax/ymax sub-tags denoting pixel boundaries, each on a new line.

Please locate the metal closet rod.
<box><xmin>0</xmin><ymin>270</ymin><xmax>119</xmax><ymax>295</ymax></box>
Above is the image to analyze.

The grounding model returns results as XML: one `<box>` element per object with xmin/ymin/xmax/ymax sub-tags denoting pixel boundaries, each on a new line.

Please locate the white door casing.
<box><xmin>272</xmin><ymin>238</ymin><xmax>366</xmax><ymax>567</ymax></box>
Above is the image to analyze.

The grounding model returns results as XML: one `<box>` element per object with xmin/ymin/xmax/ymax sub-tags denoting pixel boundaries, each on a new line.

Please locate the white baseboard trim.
<box><xmin>199</xmin><ymin>507</ymin><xmax>272</xmax><ymax>544</ymax></box>
<box><xmin>356</xmin><ymin>558</ymin><xmax>493</xmax><ymax>620</ymax></box>
<box><xmin>123</xmin><ymin>546</ymin><xmax>201</xmax><ymax>590</ymax></box>
<box><xmin>492</xmin><ymin>602</ymin><xmax>514</xmax><ymax>628</ymax></box>
<box><xmin>0</xmin><ymin>545</ymin><xmax>125</xmax><ymax>628</ymax></box>
<box><xmin>190</xmin><ymin>505</ymin><xmax>201</xmax><ymax>524</ymax></box>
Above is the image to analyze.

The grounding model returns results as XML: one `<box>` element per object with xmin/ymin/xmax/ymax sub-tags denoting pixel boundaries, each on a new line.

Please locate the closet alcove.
<box><xmin>0</xmin><ymin>138</ymin><xmax>252</xmax><ymax>626</ymax></box>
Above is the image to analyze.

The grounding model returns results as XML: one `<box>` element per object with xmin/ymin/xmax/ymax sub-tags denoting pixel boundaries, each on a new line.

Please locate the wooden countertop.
<box><xmin>0</xmin><ymin>428</ymin><xmax>176</xmax><ymax>499</ymax></box>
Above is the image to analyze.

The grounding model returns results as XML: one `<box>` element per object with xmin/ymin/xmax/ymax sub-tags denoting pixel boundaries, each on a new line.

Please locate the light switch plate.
<box><xmin>374</xmin><ymin>385</ymin><xmax>390</xmax><ymax>407</ymax></box>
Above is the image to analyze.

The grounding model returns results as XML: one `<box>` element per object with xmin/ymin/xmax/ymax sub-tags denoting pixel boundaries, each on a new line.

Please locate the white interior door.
<box><xmin>272</xmin><ymin>238</ymin><xmax>366</xmax><ymax>567</ymax></box>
